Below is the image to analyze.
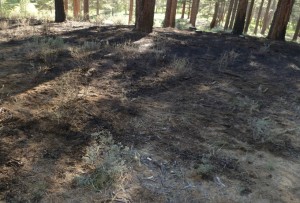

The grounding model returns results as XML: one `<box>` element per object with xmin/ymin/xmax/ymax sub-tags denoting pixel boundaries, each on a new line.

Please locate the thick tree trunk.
<box><xmin>135</xmin><ymin>0</ymin><xmax>156</xmax><ymax>33</ymax></box>
<box><xmin>244</xmin><ymin>0</ymin><xmax>255</xmax><ymax>33</ymax></box>
<box><xmin>55</xmin><ymin>0</ymin><xmax>66</xmax><ymax>22</ymax></box>
<box><xmin>224</xmin><ymin>0</ymin><xmax>235</xmax><ymax>30</ymax></box>
<box><xmin>292</xmin><ymin>17</ymin><xmax>300</xmax><ymax>41</ymax></box>
<box><xmin>254</xmin><ymin>0</ymin><xmax>264</xmax><ymax>34</ymax></box>
<box><xmin>229</xmin><ymin>0</ymin><xmax>238</xmax><ymax>29</ymax></box>
<box><xmin>129</xmin><ymin>0</ymin><xmax>134</xmax><ymax>24</ymax></box>
<box><xmin>181</xmin><ymin>0</ymin><xmax>186</xmax><ymax>19</ymax></box>
<box><xmin>232</xmin><ymin>0</ymin><xmax>248</xmax><ymax>35</ymax></box>
<box><xmin>83</xmin><ymin>0</ymin><xmax>89</xmax><ymax>20</ymax></box>
<box><xmin>190</xmin><ymin>0</ymin><xmax>200</xmax><ymax>27</ymax></box>
<box><xmin>164</xmin><ymin>0</ymin><xmax>177</xmax><ymax>28</ymax></box>
<box><xmin>267</xmin><ymin>0</ymin><xmax>295</xmax><ymax>40</ymax></box>
<box><xmin>261</xmin><ymin>0</ymin><xmax>272</xmax><ymax>34</ymax></box>
<box><xmin>210</xmin><ymin>1</ymin><xmax>220</xmax><ymax>29</ymax></box>
<box><xmin>73</xmin><ymin>0</ymin><xmax>80</xmax><ymax>18</ymax></box>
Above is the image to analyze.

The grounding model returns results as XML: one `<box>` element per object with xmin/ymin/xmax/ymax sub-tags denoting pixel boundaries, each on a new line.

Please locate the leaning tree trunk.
<box><xmin>55</xmin><ymin>0</ymin><xmax>66</xmax><ymax>22</ymax></box>
<box><xmin>190</xmin><ymin>0</ymin><xmax>200</xmax><ymax>27</ymax></box>
<box><xmin>210</xmin><ymin>0</ymin><xmax>220</xmax><ymax>29</ymax></box>
<box><xmin>83</xmin><ymin>0</ymin><xmax>89</xmax><ymax>20</ymax></box>
<box><xmin>229</xmin><ymin>0</ymin><xmax>238</xmax><ymax>29</ymax></box>
<box><xmin>224</xmin><ymin>0</ymin><xmax>235</xmax><ymax>30</ymax></box>
<box><xmin>292</xmin><ymin>17</ymin><xmax>300</xmax><ymax>41</ymax></box>
<box><xmin>135</xmin><ymin>0</ymin><xmax>156</xmax><ymax>33</ymax></box>
<box><xmin>181</xmin><ymin>0</ymin><xmax>186</xmax><ymax>19</ymax></box>
<box><xmin>232</xmin><ymin>0</ymin><xmax>248</xmax><ymax>35</ymax></box>
<box><xmin>254</xmin><ymin>0</ymin><xmax>264</xmax><ymax>34</ymax></box>
<box><xmin>129</xmin><ymin>0</ymin><xmax>134</xmax><ymax>24</ymax></box>
<box><xmin>261</xmin><ymin>0</ymin><xmax>272</xmax><ymax>35</ymax></box>
<box><xmin>73</xmin><ymin>0</ymin><xmax>80</xmax><ymax>18</ymax></box>
<box><xmin>268</xmin><ymin>0</ymin><xmax>295</xmax><ymax>40</ymax></box>
<box><xmin>244</xmin><ymin>0</ymin><xmax>255</xmax><ymax>33</ymax></box>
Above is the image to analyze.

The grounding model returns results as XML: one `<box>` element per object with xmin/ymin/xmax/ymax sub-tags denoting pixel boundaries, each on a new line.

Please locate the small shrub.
<box><xmin>249</xmin><ymin>117</ymin><xmax>272</xmax><ymax>143</ymax></box>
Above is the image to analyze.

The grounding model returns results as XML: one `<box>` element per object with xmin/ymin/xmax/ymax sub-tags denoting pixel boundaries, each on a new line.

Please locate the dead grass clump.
<box><xmin>218</xmin><ymin>50</ymin><xmax>239</xmax><ymax>70</ymax></box>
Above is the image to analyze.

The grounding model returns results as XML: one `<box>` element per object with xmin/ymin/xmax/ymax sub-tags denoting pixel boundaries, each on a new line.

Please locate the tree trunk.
<box><xmin>232</xmin><ymin>0</ymin><xmax>248</xmax><ymax>35</ymax></box>
<box><xmin>292</xmin><ymin>17</ymin><xmax>300</xmax><ymax>41</ymax></box>
<box><xmin>164</xmin><ymin>0</ymin><xmax>177</xmax><ymax>28</ymax></box>
<box><xmin>64</xmin><ymin>0</ymin><xmax>68</xmax><ymax>14</ymax></box>
<box><xmin>129</xmin><ymin>0</ymin><xmax>134</xmax><ymax>24</ymax></box>
<box><xmin>187</xmin><ymin>0</ymin><xmax>191</xmax><ymax>19</ymax></box>
<box><xmin>55</xmin><ymin>0</ymin><xmax>66</xmax><ymax>22</ymax></box>
<box><xmin>181</xmin><ymin>0</ymin><xmax>186</xmax><ymax>19</ymax></box>
<box><xmin>218</xmin><ymin>1</ymin><xmax>226</xmax><ymax>25</ymax></box>
<box><xmin>229</xmin><ymin>0</ymin><xmax>238</xmax><ymax>29</ymax></box>
<box><xmin>83</xmin><ymin>0</ymin><xmax>89</xmax><ymax>20</ymax></box>
<box><xmin>135</xmin><ymin>0</ymin><xmax>156</xmax><ymax>33</ymax></box>
<box><xmin>190</xmin><ymin>0</ymin><xmax>200</xmax><ymax>27</ymax></box>
<box><xmin>261</xmin><ymin>0</ymin><xmax>272</xmax><ymax>34</ymax></box>
<box><xmin>96</xmin><ymin>0</ymin><xmax>100</xmax><ymax>15</ymax></box>
<box><xmin>73</xmin><ymin>0</ymin><xmax>80</xmax><ymax>18</ymax></box>
<box><xmin>210</xmin><ymin>1</ymin><xmax>220</xmax><ymax>29</ymax></box>
<box><xmin>224</xmin><ymin>0</ymin><xmax>235</xmax><ymax>30</ymax></box>
<box><xmin>244</xmin><ymin>0</ymin><xmax>255</xmax><ymax>33</ymax></box>
<box><xmin>267</xmin><ymin>0</ymin><xmax>295</xmax><ymax>40</ymax></box>
<box><xmin>254</xmin><ymin>0</ymin><xmax>264</xmax><ymax>34</ymax></box>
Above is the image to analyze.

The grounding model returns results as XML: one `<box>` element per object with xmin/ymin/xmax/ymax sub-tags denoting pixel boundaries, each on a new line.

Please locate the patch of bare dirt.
<box><xmin>0</xmin><ymin>21</ymin><xmax>300</xmax><ymax>202</ymax></box>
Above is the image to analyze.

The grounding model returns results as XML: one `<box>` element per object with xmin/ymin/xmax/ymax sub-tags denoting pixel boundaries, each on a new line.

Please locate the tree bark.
<box><xmin>267</xmin><ymin>0</ymin><xmax>295</xmax><ymax>40</ymax></box>
<box><xmin>244</xmin><ymin>0</ymin><xmax>255</xmax><ymax>33</ymax></box>
<box><xmin>254</xmin><ymin>0</ymin><xmax>264</xmax><ymax>34</ymax></box>
<box><xmin>164</xmin><ymin>0</ymin><xmax>177</xmax><ymax>28</ymax></box>
<box><xmin>261</xmin><ymin>0</ymin><xmax>272</xmax><ymax>34</ymax></box>
<box><xmin>232</xmin><ymin>0</ymin><xmax>248</xmax><ymax>35</ymax></box>
<box><xmin>218</xmin><ymin>1</ymin><xmax>226</xmax><ymax>25</ymax></box>
<box><xmin>210</xmin><ymin>1</ymin><xmax>220</xmax><ymax>29</ymax></box>
<box><xmin>224</xmin><ymin>0</ymin><xmax>235</xmax><ymax>30</ymax></box>
<box><xmin>129</xmin><ymin>0</ymin><xmax>134</xmax><ymax>24</ymax></box>
<box><xmin>292</xmin><ymin>17</ymin><xmax>300</xmax><ymax>41</ymax></box>
<box><xmin>181</xmin><ymin>0</ymin><xmax>186</xmax><ymax>19</ymax></box>
<box><xmin>64</xmin><ymin>0</ymin><xmax>68</xmax><ymax>14</ymax></box>
<box><xmin>135</xmin><ymin>0</ymin><xmax>156</xmax><ymax>33</ymax></box>
<box><xmin>55</xmin><ymin>0</ymin><xmax>66</xmax><ymax>22</ymax></box>
<box><xmin>229</xmin><ymin>0</ymin><xmax>238</xmax><ymax>29</ymax></box>
<box><xmin>190</xmin><ymin>0</ymin><xmax>200</xmax><ymax>27</ymax></box>
<box><xmin>83</xmin><ymin>0</ymin><xmax>89</xmax><ymax>20</ymax></box>
<box><xmin>73</xmin><ymin>0</ymin><xmax>80</xmax><ymax>18</ymax></box>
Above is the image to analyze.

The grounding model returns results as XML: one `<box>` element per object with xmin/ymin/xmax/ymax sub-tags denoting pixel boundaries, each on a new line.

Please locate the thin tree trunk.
<box><xmin>268</xmin><ymin>0</ymin><xmax>295</xmax><ymax>40</ymax></box>
<box><xmin>181</xmin><ymin>0</ymin><xmax>186</xmax><ymax>19</ymax></box>
<box><xmin>224</xmin><ymin>0</ymin><xmax>235</xmax><ymax>30</ymax></box>
<box><xmin>96</xmin><ymin>0</ymin><xmax>99</xmax><ymax>15</ymax></box>
<box><xmin>83</xmin><ymin>0</ymin><xmax>89</xmax><ymax>20</ymax></box>
<box><xmin>135</xmin><ymin>0</ymin><xmax>156</xmax><ymax>33</ymax></box>
<box><xmin>218</xmin><ymin>1</ymin><xmax>226</xmax><ymax>25</ymax></box>
<box><xmin>129</xmin><ymin>0</ymin><xmax>134</xmax><ymax>24</ymax></box>
<box><xmin>261</xmin><ymin>0</ymin><xmax>272</xmax><ymax>34</ymax></box>
<box><xmin>210</xmin><ymin>1</ymin><xmax>220</xmax><ymax>29</ymax></box>
<box><xmin>73</xmin><ymin>0</ymin><xmax>80</xmax><ymax>18</ymax></box>
<box><xmin>232</xmin><ymin>0</ymin><xmax>248</xmax><ymax>35</ymax></box>
<box><xmin>254</xmin><ymin>0</ymin><xmax>264</xmax><ymax>34</ymax></box>
<box><xmin>170</xmin><ymin>0</ymin><xmax>178</xmax><ymax>27</ymax></box>
<box><xmin>229</xmin><ymin>0</ymin><xmax>238</xmax><ymax>29</ymax></box>
<box><xmin>55</xmin><ymin>0</ymin><xmax>66</xmax><ymax>22</ymax></box>
<box><xmin>292</xmin><ymin>17</ymin><xmax>300</xmax><ymax>41</ymax></box>
<box><xmin>190</xmin><ymin>0</ymin><xmax>200</xmax><ymax>27</ymax></box>
<box><xmin>64</xmin><ymin>0</ymin><xmax>68</xmax><ymax>14</ymax></box>
<box><xmin>244</xmin><ymin>0</ymin><xmax>255</xmax><ymax>33</ymax></box>
<box><xmin>187</xmin><ymin>0</ymin><xmax>191</xmax><ymax>19</ymax></box>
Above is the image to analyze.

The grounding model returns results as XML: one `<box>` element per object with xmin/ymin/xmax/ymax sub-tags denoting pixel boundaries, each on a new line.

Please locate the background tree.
<box><xmin>83</xmin><ymin>0</ymin><xmax>89</xmax><ymax>20</ymax></box>
<box><xmin>292</xmin><ymin>16</ymin><xmax>300</xmax><ymax>41</ymax></box>
<box><xmin>73</xmin><ymin>0</ymin><xmax>80</xmax><ymax>18</ymax></box>
<box><xmin>129</xmin><ymin>0</ymin><xmax>134</xmax><ymax>24</ymax></box>
<box><xmin>181</xmin><ymin>0</ymin><xmax>186</xmax><ymax>19</ymax></box>
<box><xmin>244</xmin><ymin>0</ymin><xmax>255</xmax><ymax>33</ymax></box>
<box><xmin>190</xmin><ymin>0</ymin><xmax>200</xmax><ymax>27</ymax></box>
<box><xmin>261</xmin><ymin>0</ymin><xmax>272</xmax><ymax>35</ymax></box>
<box><xmin>232</xmin><ymin>0</ymin><xmax>248</xmax><ymax>35</ymax></box>
<box><xmin>229</xmin><ymin>0</ymin><xmax>238</xmax><ymax>29</ymax></box>
<box><xmin>64</xmin><ymin>0</ymin><xmax>68</xmax><ymax>14</ymax></box>
<box><xmin>268</xmin><ymin>0</ymin><xmax>295</xmax><ymax>40</ymax></box>
<box><xmin>135</xmin><ymin>0</ymin><xmax>156</xmax><ymax>33</ymax></box>
<box><xmin>55</xmin><ymin>0</ymin><xmax>66</xmax><ymax>22</ymax></box>
<box><xmin>164</xmin><ymin>0</ymin><xmax>177</xmax><ymax>27</ymax></box>
<box><xmin>210</xmin><ymin>0</ymin><xmax>220</xmax><ymax>29</ymax></box>
<box><xmin>254</xmin><ymin>0</ymin><xmax>264</xmax><ymax>34</ymax></box>
<box><xmin>224</xmin><ymin>0</ymin><xmax>235</xmax><ymax>30</ymax></box>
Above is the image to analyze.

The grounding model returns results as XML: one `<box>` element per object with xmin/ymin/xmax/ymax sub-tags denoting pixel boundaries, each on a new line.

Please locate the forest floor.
<box><xmin>0</xmin><ymin>20</ymin><xmax>300</xmax><ymax>203</ymax></box>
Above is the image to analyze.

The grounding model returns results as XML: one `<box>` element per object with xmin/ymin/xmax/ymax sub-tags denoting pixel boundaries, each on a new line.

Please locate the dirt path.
<box><xmin>0</xmin><ymin>22</ymin><xmax>300</xmax><ymax>202</ymax></box>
